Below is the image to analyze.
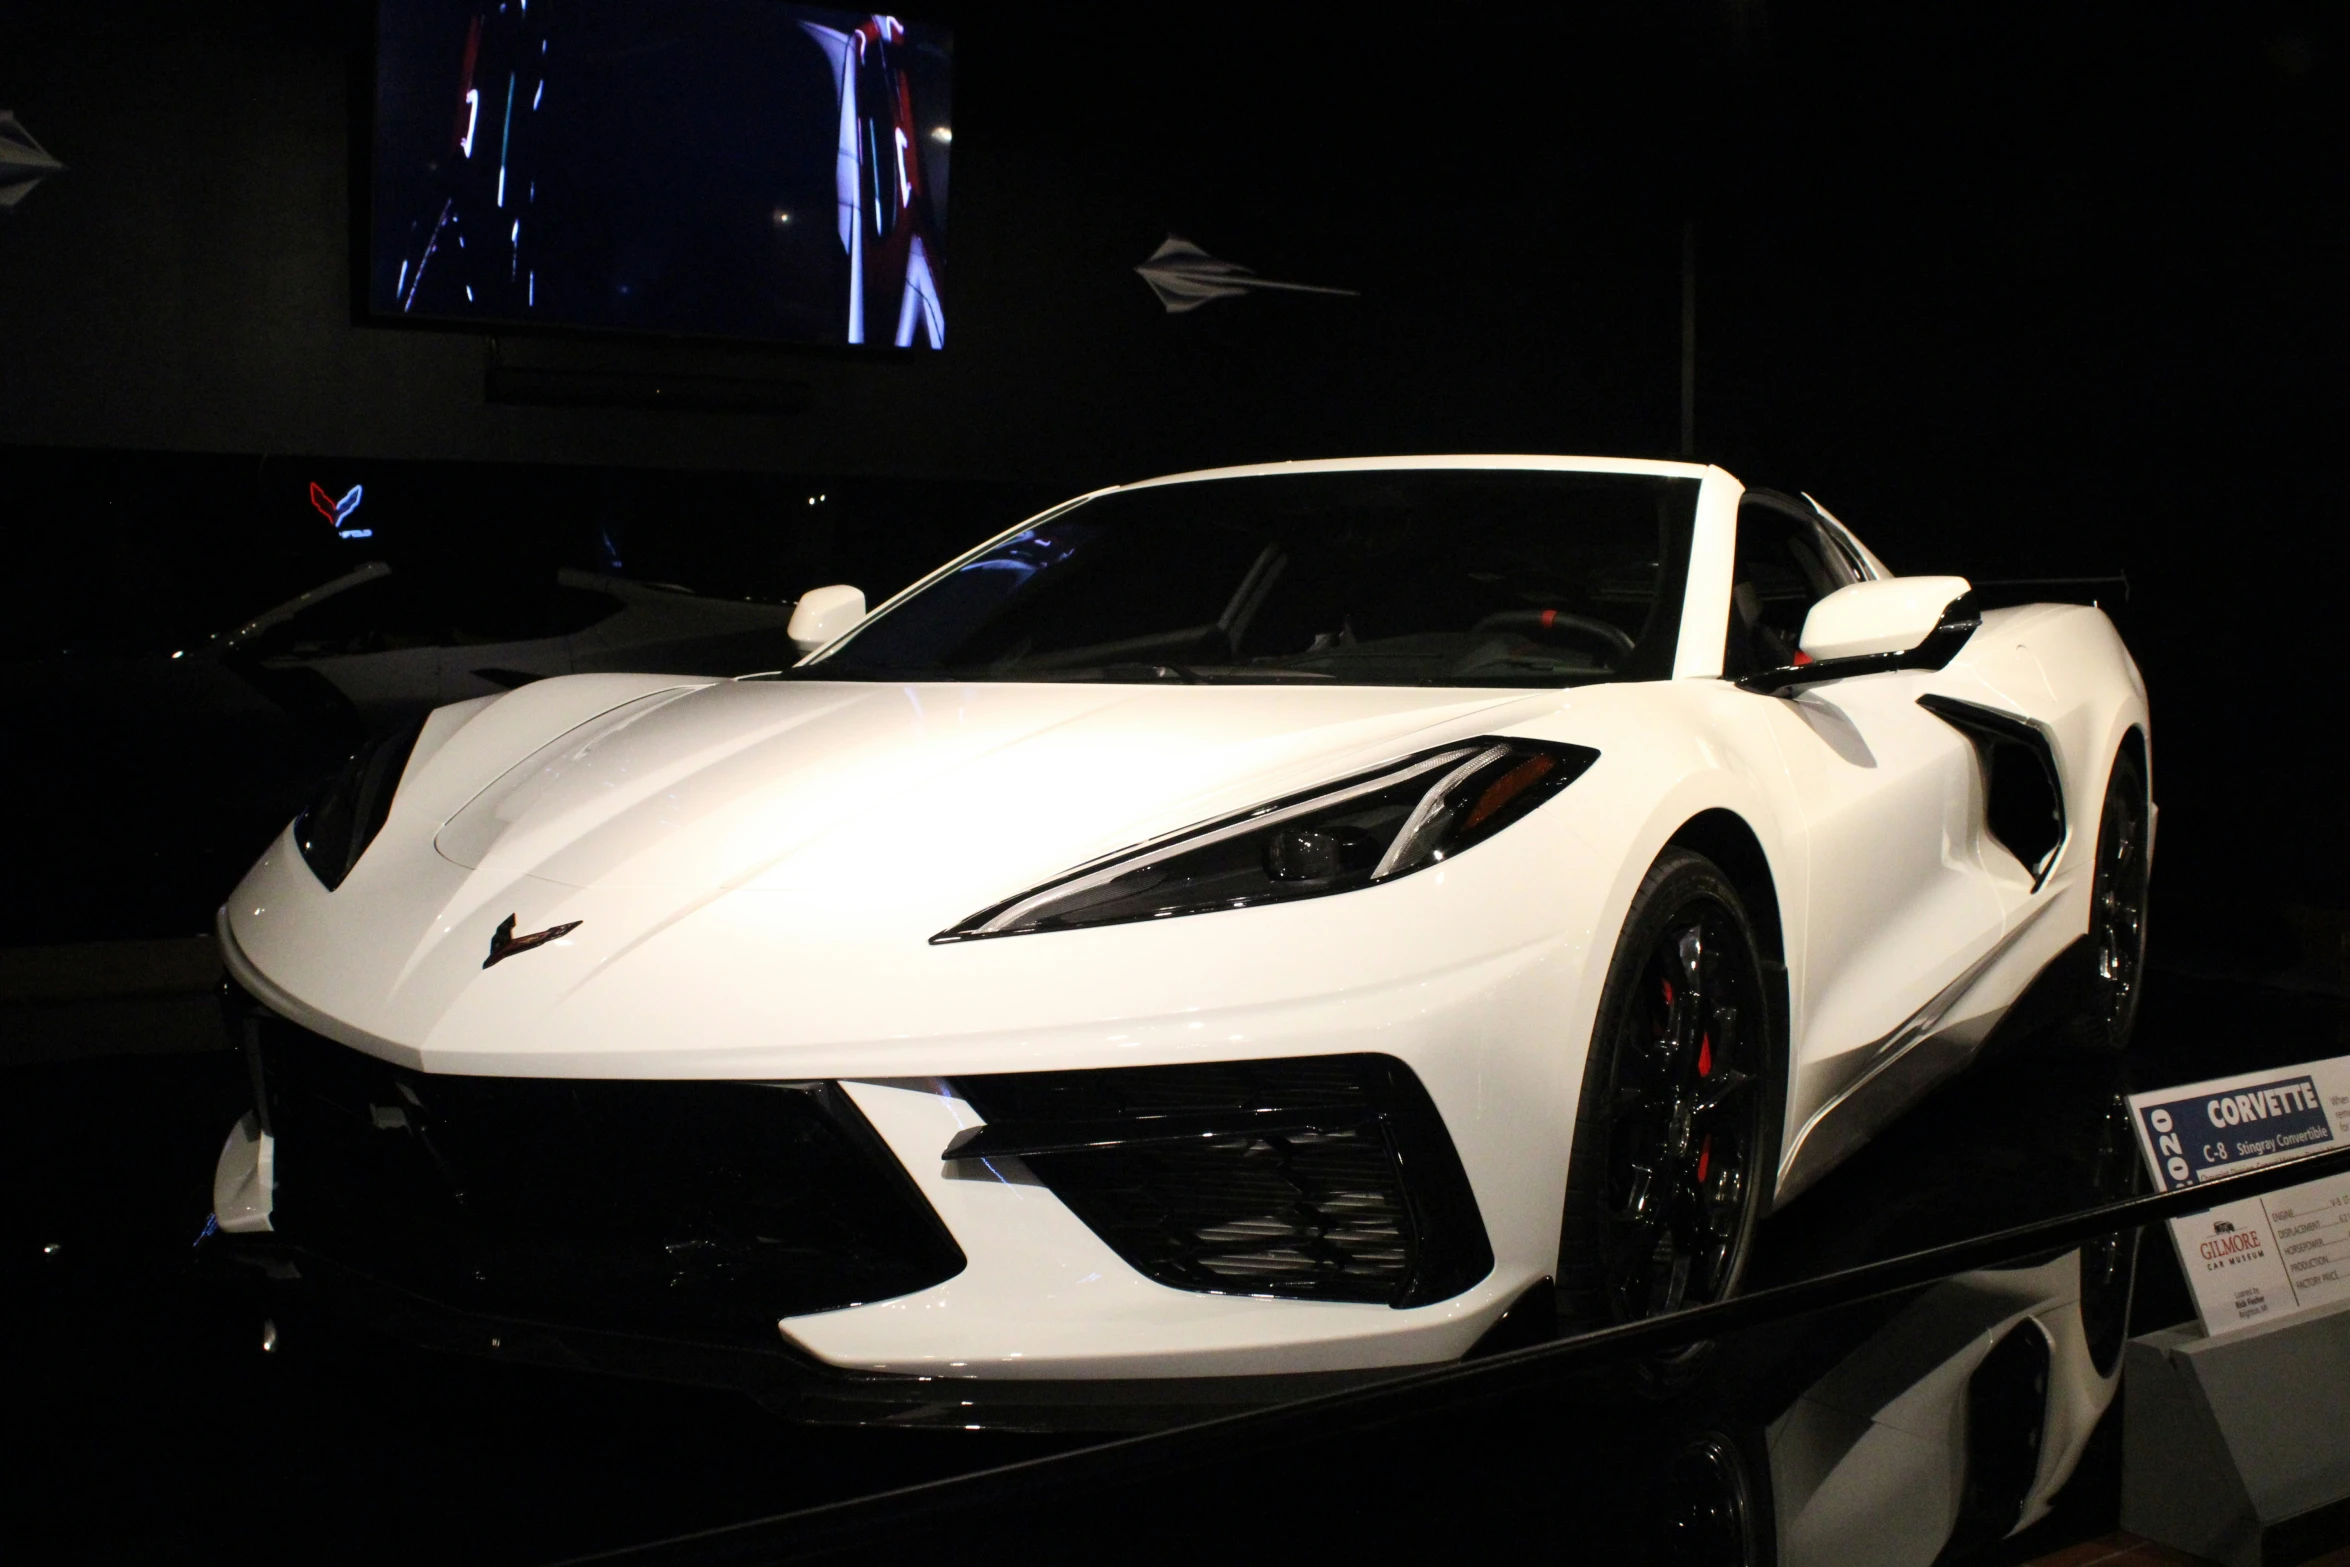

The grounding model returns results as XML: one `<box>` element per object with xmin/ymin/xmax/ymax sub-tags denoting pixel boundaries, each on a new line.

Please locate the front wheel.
<box><xmin>1558</xmin><ymin>849</ymin><xmax>1783</xmax><ymax>1333</ymax></box>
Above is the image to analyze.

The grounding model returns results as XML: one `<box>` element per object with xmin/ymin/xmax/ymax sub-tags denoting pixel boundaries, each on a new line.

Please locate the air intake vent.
<box><xmin>295</xmin><ymin>717</ymin><xmax>424</xmax><ymax>891</ymax></box>
<box><xmin>1949</xmin><ymin>1320</ymin><xmax>2054</xmax><ymax>1551</ymax></box>
<box><xmin>951</xmin><ymin>1055</ymin><xmax>1491</xmax><ymax>1308</ymax></box>
<box><xmin>244</xmin><ymin>1010</ymin><xmax>964</xmax><ymax>1344</ymax></box>
<box><xmin>1917</xmin><ymin>694</ymin><xmax>2067</xmax><ymax>885</ymax></box>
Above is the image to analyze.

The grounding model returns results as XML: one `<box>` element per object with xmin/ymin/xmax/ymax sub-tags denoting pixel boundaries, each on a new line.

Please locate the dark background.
<box><xmin>1</xmin><ymin>0</ymin><xmax>2343</xmax><ymax>962</ymax></box>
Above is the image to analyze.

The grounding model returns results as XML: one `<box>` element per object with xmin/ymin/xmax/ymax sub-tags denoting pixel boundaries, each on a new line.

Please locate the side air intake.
<box><xmin>1918</xmin><ymin>694</ymin><xmax>2067</xmax><ymax>886</ymax></box>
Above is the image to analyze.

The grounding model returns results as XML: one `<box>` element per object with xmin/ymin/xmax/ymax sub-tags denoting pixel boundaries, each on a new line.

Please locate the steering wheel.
<box><xmin>1473</xmin><ymin>609</ymin><xmax>1637</xmax><ymax>662</ymax></box>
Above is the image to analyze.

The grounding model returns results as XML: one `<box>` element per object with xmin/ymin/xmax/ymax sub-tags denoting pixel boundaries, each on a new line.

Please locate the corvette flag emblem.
<box><xmin>483</xmin><ymin>913</ymin><xmax>582</xmax><ymax>969</ymax></box>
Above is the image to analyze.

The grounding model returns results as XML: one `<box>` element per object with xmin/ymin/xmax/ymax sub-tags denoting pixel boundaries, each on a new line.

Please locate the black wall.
<box><xmin>3</xmin><ymin>1</ymin><xmax>2344</xmax><ymax>952</ymax></box>
<box><xmin>0</xmin><ymin>3</ymin><xmax>1707</xmax><ymax>481</ymax></box>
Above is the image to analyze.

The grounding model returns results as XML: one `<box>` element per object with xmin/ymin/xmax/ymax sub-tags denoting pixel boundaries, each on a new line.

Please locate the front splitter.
<box><xmin>195</xmin><ymin>1238</ymin><xmax>1414</xmax><ymax>1433</ymax></box>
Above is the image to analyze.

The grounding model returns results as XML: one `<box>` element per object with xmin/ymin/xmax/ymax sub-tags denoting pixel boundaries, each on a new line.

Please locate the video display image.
<box><xmin>371</xmin><ymin>3</ymin><xmax>950</xmax><ymax>348</ymax></box>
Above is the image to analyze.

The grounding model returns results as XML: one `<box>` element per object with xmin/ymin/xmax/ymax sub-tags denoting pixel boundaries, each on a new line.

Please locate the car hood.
<box><xmin>225</xmin><ymin>674</ymin><xmax>1579</xmax><ymax>1066</ymax></box>
<box><xmin>430</xmin><ymin>677</ymin><xmax>1532</xmax><ymax>900</ymax></box>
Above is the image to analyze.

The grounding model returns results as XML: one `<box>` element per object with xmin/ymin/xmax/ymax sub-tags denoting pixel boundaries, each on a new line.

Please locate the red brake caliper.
<box><xmin>1694</xmin><ymin>1032</ymin><xmax>1714</xmax><ymax>1184</ymax></box>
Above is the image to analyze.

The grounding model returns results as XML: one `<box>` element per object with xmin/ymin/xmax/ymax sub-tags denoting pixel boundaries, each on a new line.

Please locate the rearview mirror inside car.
<box><xmin>1798</xmin><ymin>576</ymin><xmax>1973</xmax><ymax>662</ymax></box>
<box><xmin>788</xmin><ymin>584</ymin><xmax>867</xmax><ymax>656</ymax></box>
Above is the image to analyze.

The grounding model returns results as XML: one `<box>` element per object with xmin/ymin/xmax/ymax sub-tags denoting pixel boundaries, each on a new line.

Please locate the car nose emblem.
<box><xmin>484</xmin><ymin>913</ymin><xmax>582</xmax><ymax>969</ymax></box>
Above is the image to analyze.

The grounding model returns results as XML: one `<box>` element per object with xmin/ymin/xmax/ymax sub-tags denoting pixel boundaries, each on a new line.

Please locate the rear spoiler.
<box><xmin>1965</xmin><ymin>573</ymin><xmax>2129</xmax><ymax>610</ymax></box>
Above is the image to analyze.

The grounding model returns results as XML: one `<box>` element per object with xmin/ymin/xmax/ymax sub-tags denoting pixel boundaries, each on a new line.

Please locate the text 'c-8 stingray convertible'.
<box><xmin>206</xmin><ymin>456</ymin><xmax>2151</xmax><ymax>1424</ymax></box>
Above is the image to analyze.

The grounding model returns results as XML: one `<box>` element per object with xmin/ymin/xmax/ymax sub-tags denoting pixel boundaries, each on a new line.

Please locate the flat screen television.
<box><xmin>369</xmin><ymin>3</ymin><xmax>951</xmax><ymax>349</ymax></box>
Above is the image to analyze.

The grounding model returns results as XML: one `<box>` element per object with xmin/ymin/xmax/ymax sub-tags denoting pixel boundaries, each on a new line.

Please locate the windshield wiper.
<box><xmin>769</xmin><ymin>661</ymin><xmax>1338</xmax><ymax>685</ymax></box>
<box><xmin>1094</xmin><ymin>661</ymin><xmax>1205</xmax><ymax>684</ymax></box>
<box><xmin>1081</xmin><ymin>663</ymin><xmax>1340</xmax><ymax>684</ymax></box>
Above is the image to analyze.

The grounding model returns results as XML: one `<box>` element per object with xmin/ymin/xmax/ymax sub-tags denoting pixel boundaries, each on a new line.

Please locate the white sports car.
<box><xmin>206</xmin><ymin>456</ymin><xmax>2152</xmax><ymax>1414</ymax></box>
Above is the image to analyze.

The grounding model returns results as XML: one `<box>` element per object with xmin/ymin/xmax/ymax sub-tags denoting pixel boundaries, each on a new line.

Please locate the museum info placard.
<box><xmin>2128</xmin><ymin>1057</ymin><xmax>2350</xmax><ymax>1336</ymax></box>
<box><xmin>2127</xmin><ymin>1057</ymin><xmax>2350</xmax><ymax>1192</ymax></box>
<box><xmin>2156</xmin><ymin>1170</ymin><xmax>2350</xmax><ymax>1335</ymax></box>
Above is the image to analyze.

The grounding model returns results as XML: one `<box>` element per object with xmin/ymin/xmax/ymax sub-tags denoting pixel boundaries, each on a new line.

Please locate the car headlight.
<box><xmin>295</xmin><ymin>718</ymin><xmax>423</xmax><ymax>891</ymax></box>
<box><xmin>935</xmin><ymin>736</ymin><xmax>1599</xmax><ymax>942</ymax></box>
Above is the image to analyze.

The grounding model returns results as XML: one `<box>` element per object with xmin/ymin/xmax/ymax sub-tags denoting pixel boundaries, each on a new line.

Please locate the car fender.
<box><xmin>1512</xmin><ymin>678</ymin><xmax>1807</xmax><ymax>1118</ymax></box>
<box><xmin>1934</xmin><ymin>605</ymin><xmax>2151</xmax><ymax>942</ymax></box>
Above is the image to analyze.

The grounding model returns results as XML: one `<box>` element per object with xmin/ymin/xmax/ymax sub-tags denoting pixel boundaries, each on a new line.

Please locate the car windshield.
<box><xmin>780</xmin><ymin>468</ymin><xmax>1700</xmax><ymax>687</ymax></box>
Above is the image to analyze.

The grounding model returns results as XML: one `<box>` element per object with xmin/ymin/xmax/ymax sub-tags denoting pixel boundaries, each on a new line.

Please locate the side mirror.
<box><xmin>1737</xmin><ymin>575</ymin><xmax>1980</xmax><ymax>696</ymax></box>
<box><xmin>787</xmin><ymin>584</ymin><xmax>867</xmax><ymax>656</ymax></box>
<box><xmin>1798</xmin><ymin>576</ymin><xmax>1973</xmax><ymax>661</ymax></box>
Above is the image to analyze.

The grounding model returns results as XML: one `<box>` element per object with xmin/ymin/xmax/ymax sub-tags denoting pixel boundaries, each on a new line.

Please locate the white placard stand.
<box><xmin>2127</xmin><ymin>1056</ymin><xmax>2350</xmax><ymax>1337</ymax></box>
<box><xmin>2120</xmin><ymin>1057</ymin><xmax>2350</xmax><ymax>1565</ymax></box>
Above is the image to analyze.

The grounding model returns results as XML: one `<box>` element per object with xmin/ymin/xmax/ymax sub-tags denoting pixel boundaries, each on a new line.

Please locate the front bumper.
<box><xmin>215</xmin><ymin>997</ymin><xmax>1533</xmax><ymax>1396</ymax></box>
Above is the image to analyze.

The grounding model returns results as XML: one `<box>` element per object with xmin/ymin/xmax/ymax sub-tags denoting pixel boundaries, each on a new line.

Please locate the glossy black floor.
<box><xmin>7</xmin><ymin>960</ymin><xmax>2343</xmax><ymax>1564</ymax></box>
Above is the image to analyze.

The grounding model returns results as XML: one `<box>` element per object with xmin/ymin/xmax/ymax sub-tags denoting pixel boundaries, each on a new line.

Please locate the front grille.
<box><xmin>246</xmin><ymin>1013</ymin><xmax>963</xmax><ymax>1345</ymax></box>
<box><xmin>953</xmin><ymin>1055</ymin><xmax>1491</xmax><ymax>1307</ymax></box>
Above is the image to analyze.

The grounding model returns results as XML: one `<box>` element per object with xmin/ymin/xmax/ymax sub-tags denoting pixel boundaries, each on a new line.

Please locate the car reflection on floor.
<box><xmin>1700</xmin><ymin>1249</ymin><xmax>2127</xmax><ymax>1564</ymax></box>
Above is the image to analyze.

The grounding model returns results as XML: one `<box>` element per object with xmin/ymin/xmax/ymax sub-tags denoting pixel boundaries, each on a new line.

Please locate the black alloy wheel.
<box><xmin>1561</xmin><ymin>850</ymin><xmax>1780</xmax><ymax>1335</ymax></box>
<box><xmin>2072</xmin><ymin>747</ymin><xmax>2151</xmax><ymax>1052</ymax></box>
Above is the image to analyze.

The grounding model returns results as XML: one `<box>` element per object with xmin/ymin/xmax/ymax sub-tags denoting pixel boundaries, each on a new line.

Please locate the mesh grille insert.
<box><xmin>954</xmin><ymin>1055</ymin><xmax>1490</xmax><ymax>1307</ymax></box>
<box><xmin>246</xmin><ymin>1012</ymin><xmax>963</xmax><ymax>1344</ymax></box>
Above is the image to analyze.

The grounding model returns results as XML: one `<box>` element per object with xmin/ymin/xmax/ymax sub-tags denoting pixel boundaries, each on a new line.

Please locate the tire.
<box><xmin>2067</xmin><ymin>746</ymin><xmax>2151</xmax><ymax>1053</ymax></box>
<box><xmin>1558</xmin><ymin>848</ymin><xmax>1784</xmax><ymax>1334</ymax></box>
